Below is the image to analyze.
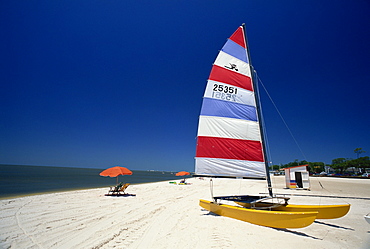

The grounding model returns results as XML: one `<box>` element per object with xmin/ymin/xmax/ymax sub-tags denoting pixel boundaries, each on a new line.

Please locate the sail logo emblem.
<box><xmin>225</xmin><ymin>63</ymin><xmax>238</xmax><ymax>71</ymax></box>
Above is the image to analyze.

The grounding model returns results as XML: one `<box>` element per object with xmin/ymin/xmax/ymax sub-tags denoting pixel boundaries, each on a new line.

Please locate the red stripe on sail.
<box><xmin>229</xmin><ymin>26</ymin><xmax>246</xmax><ymax>48</ymax></box>
<box><xmin>209</xmin><ymin>65</ymin><xmax>253</xmax><ymax>91</ymax></box>
<box><xmin>196</xmin><ymin>136</ymin><xmax>264</xmax><ymax>162</ymax></box>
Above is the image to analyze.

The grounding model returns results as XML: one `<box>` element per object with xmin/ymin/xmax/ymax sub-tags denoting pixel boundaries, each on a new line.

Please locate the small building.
<box><xmin>284</xmin><ymin>165</ymin><xmax>310</xmax><ymax>190</ymax></box>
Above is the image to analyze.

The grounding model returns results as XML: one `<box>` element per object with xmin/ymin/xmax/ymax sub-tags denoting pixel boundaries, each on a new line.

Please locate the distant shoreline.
<box><xmin>0</xmin><ymin>164</ymin><xmax>187</xmax><ymax>199</ymax></box>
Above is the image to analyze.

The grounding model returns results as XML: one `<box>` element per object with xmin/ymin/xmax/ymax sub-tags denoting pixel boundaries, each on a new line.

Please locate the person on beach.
<box><xmin>111</xmin><ymin>182</ymin><xmax>123</xmax><ymax>193</ymax></box>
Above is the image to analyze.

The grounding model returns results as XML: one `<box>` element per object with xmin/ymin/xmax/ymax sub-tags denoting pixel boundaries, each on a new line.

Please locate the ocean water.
<box><xmin>0</xmin><ymin>165</ymin><xmax>188</xmax><ymax>199</ymax></box>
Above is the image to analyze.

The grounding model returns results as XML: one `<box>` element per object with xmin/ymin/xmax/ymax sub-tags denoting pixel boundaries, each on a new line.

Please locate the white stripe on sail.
<box><xmin>198</xmin><ymin>116</ymin><xmax>261</xmax><ymax>141</ymax></box>
<box><xmin>195</xmin><ymin>157</ymin><xmax>266</xmax><ymax>178</ymax></box>
<box><xmin>214</xmin><ymin>51</ymin><xmax>251</xmax><ymax>77</ymax></box>
<box><xmin>204</xmin><ymin>80</ymin><xmax>256</xmax><ymax>107</ymax></box>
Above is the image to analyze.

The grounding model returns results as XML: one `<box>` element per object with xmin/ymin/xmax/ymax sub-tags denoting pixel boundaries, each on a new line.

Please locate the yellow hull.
<box><xmin>235</xmin><ymin>202</ymin><xmax>350</xmax><ymax>219</ymax></box>
<box><xmin>200</xmin><ymin>199</ymin><xmax>318</xmax><ymax>229</ymax></box>
<box><xmin>272</xmin><ymin>204</ymin><xmax>350</xmax><ymax>219</ymax></box>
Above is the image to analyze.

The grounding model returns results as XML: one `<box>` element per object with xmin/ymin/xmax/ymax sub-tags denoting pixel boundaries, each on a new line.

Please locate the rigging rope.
<box><xmin>316</xmin><ymin>179</ymin><xmax>350</xmax><ymax>204</ymax></box>
<box><xmin>210</xmin><ymin>178</ymin><xmax>214</xmax><ymax>201</ymax></box>
<box><xmin>254</xmin><ymin>69</ymin><xmax>273</xmax><ymax>166</ymax></box>
<box><xmin>255</xmin><ymin>71</ymin><xmax>308</xmax><ymax>162</ymax></box>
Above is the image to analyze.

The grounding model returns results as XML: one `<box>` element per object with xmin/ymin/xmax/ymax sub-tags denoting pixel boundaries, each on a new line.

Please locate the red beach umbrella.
<box><xmin>100</xmin><ymin>166</ymin><xmax>132</xmax><ymax>184</ymax></box>
<box><xmin>176</xmin><ymin>171</ymin><xmax>190</xmax><ymax>176</ymax></box>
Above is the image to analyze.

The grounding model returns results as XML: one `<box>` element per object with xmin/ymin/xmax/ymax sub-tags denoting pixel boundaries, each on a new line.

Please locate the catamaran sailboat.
<box><xmin>194</xmin><ymin>24</ymin><xmax>350</xmax><ymax>229</ymax></box>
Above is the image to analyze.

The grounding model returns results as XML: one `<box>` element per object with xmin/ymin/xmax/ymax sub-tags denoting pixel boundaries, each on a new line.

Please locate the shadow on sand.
<box><xmin>314</xmin><ymin>220</ymin><xmax>354</xmax><ymax>231</ymax></box>
<box><xmin>272</xmin><ymin>228</ymin><xmax>321</xmax><ymax>240</ymax></box>
<box><xmin>201</xmin><ymin>210</ymin><xmax>321</xmax><ymax>239</ymax></box>
<box><xmin>105</xmin><ymin>193</ymin><xmax>136</xmax><ymax>197</ymax></box>
<box><xmin>201</xmin><ymin>209</ymin><xmax>220</xmax><ymax>216</ymax></box>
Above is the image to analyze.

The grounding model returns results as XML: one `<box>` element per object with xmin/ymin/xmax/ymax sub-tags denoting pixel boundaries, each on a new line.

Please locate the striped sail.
<box><xmin>195</xmin><ymin>26</ymin><xmax>266</xmax><ymax>178</ymax></box>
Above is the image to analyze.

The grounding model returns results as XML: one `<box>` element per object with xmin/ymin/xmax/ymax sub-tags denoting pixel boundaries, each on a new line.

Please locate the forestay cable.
<box><xmin>255</xmin><ymin>71</ymin><xmax>307</xmax><ymax>162</ymax></box>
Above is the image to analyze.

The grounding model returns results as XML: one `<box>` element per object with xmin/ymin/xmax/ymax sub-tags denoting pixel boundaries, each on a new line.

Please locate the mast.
<box><xmin>242</xmin><ymin>23</ymin><xmax>273</xmax><ymax>197</ymax></box>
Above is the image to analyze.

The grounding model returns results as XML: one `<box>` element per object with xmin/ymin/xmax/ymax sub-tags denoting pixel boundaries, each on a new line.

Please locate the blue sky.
<box><xmin>1</xmin><ymin>1</ymin><xmax>369</xmax><ymax>171</ymax></box>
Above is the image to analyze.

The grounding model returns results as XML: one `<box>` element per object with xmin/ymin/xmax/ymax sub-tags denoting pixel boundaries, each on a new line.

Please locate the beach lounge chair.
<box><xmin>108</xmin><ymin>183</ymin><xmax>123</xmax><ymax>194</ymax></box>
<box><xmin>107</xmin><ymin>183</ymin><xmax>130</xmax><ymax>196</ymax></box>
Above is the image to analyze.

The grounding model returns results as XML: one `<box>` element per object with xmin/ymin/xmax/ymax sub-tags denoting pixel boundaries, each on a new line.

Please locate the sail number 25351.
<box><xmin>213</xmin><ymin>83</ymin><xmax>238</xmax><ymax>94</ymax></box>
<box><xmin>212</xmin><ymin>83</ymin><xmax>238</xmax><ymax>101</ymax></box>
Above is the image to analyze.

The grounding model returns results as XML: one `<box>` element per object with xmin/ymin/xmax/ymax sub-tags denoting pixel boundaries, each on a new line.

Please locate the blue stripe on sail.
<box><xmin>200</xmin><ymin>98</ymin><xmax>257</xmax><ymax>121</ymax></box>
<box><xmin>221</xmin><ymin>39</ymin><xmax>248</xmax><ymax>64</ymax></box>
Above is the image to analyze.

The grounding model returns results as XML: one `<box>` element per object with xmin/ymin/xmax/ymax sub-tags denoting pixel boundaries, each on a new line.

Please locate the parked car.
<box><xmin>362</xmin><ymin>173</ymin><xmax>370</xmax><ymax>177</ymax></box>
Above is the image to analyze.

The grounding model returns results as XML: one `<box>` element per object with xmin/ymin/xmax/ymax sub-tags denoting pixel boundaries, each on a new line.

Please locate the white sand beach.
<box><xmin>1</xmin><ymin>176</ymin><xmax>369</xmax><ymax>249</ymax></box>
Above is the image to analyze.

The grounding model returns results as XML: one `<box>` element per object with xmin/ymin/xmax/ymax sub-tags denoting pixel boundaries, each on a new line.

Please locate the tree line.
<box><xmin>271</xmin><ymin>148</ymin><xmax>369</xmax><ymax>175</ymax></box>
